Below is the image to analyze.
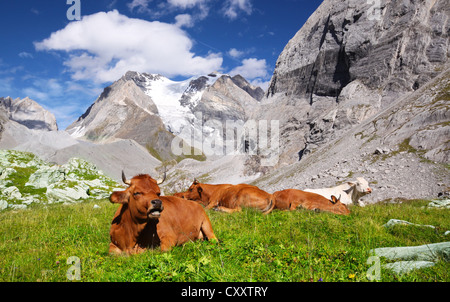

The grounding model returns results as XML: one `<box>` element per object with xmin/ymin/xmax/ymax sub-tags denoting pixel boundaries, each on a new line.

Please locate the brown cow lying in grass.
<box><xmin>177</xmin><ymin>180</ymin><xmax>275</xmax><ymax>214</ymax></box>
<box><xmin>109</xmin><ymin>172</ymin><xmax>217</xmax><ymax>255</ymax></box>
<box><xmin>273</xmin><ymin>189</ymin><xmax>350</xmax><ymax>215</ymax></box>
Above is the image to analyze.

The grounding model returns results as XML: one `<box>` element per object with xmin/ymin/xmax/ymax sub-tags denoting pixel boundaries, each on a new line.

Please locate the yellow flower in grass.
<box><xmin>348</xmin><ymin>273</ymin><xmax>356</xmax><ymax>279</ymax></box>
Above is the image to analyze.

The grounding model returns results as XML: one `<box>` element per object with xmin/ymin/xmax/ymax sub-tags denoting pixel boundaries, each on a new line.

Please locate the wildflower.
<box><xmin>56</xmin><ymin>261</ymin><xmax>60</xmax><ymax>265</ymax></box>
<box><xmin>318</xmin><ymin>278</ymin><xmax>323</xmax><ymax>282</ymax></box>
<box><xmin>348</xmin><ymin>273</ymin><xmax>355</xmax><ymax>279</ymax></box>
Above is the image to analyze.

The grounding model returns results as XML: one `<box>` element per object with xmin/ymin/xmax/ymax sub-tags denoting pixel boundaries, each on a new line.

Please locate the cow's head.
<box><xmin>329</xmin><ymin>195</ymin><xmax>350</xmax><ymax>215</ymax></box>
<box><xmin>348</xmin><ymin>177</ymin><xmax>372</xmax><ymax>195</ymax></box>
<box><xmin>182</xmin><ymin>179</ymin><xmax>203</xmax><ymax>201</ymax></box>
<box><xmin>173</xmin><ymin>192</ymin><xmax>186</xmax><ymax>198</ymax></box>
<box><xmin>110</xmin><ymin>171</ymin><xmax>166</xmax><ymax>220</ymax></box>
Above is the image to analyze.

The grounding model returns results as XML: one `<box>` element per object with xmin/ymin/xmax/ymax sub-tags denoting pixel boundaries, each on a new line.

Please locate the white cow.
<box><xmin>305</xmin><ymin>177</ymin><xmax>372</xmax><ymax>207</ymax></box>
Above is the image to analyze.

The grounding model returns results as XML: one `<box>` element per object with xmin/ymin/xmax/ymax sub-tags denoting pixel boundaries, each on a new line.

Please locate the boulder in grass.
<box><xmin>383</xmin><ymin>261</ymin><xmax>436</xmax><ymax>275</ymax></box>
<box><xmin>371</xmin><ymin>242</ymin><xmax>450</xmax><ymax>262</ymax></box>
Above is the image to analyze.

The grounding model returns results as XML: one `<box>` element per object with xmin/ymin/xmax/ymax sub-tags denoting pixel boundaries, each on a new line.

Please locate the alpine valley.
<box><xmin>1</xmin><ymin>0</ymin><xmax>449</xmax><ymax>210</ymax></box>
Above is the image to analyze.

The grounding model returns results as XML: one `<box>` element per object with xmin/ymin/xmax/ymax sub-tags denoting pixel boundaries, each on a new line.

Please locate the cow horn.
<box><xmin>122</xmin><ymin>171</ymin><xmax>131</xmax><ymax>185</ymax></box>
<box><xmin>157</xmin><ymin>167</ymin><xmax>167</xmax><ymax>185</ymax></box>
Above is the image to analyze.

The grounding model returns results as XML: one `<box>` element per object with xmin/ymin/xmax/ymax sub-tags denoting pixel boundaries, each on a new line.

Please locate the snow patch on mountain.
<box><xmin>142</xmin><ymin>72</ymin><xmax>224</xmax><ymax>145</ymax></box>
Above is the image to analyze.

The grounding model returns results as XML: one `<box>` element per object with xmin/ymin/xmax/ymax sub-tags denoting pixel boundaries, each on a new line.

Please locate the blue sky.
<box><xmin>0</xmin><ymin>0</ymin><xmax>323</xmax><ymax>129</ymax></box>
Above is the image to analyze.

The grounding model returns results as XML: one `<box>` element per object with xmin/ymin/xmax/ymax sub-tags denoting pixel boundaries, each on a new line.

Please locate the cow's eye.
<box><xmin>156</xmin><ymin>192</ymin><xmax>161</xmax><ymax>196</ymax></box>
<box><xmin>133</xmin><ymin>192</ymin><xmax>142</xmax><ymax>197</ymax></box>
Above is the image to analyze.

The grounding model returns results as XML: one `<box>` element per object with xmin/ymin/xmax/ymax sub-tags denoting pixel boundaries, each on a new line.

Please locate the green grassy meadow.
<box><xmin>0</xmin><ymin>199</ymin><xmax>448</xmax><ymax>282</ymax></box>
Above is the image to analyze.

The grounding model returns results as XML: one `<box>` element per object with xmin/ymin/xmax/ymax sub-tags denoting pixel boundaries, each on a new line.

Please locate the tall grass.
<box><xmin>0</xmin><ymin>199</ymin><xmax>448</xmax><ymax>282</ymax></box>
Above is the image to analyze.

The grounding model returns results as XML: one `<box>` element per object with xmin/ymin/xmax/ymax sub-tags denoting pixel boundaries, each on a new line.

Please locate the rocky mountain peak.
<box><xmin>0</xmin><ymin>96</ymin><xmax>58</xmax><ymax>131</ymax></box>
<box><xmin>267</xmin><ymin>0</ymin><xmax>449</xmax><ymax>102</ymax></box>
<box><xmin>231</xmin><ymin>74</ymin><xmax>264</xmax><ymax>101</ymax></box>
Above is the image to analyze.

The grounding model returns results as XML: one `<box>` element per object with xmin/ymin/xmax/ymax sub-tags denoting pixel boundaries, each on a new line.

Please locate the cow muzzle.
<box><xmin>148</xmin><ymin>199</ymin><xmax>164</xmax><ymax>218</ymax></box>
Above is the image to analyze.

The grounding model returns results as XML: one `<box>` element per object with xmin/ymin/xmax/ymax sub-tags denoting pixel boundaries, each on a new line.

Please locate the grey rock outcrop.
<box><xmin>0</xmin><ymin>96</ymin><xmax>58</xmax><ymax>131</ymax></box>
<box><xmin>195</xmin><ymin>75</ymin><xmax>260</xmax><ymax>123</ymax></box>
<box><xmin>372</xmin><ymin>241</ymin><xmax>450</xmax><ymax>262</ymax></box>
<box><xmin>231</xmin><ymin>75</ymin><xmax>264</xmax><ymax>101</ymax></box>
<box><xmin>427</xmin><ymin>199</ymin><xmax>450</xmax><ymax>209</ymax></box>
<box><xmin>383</xmin><ymin>260</ymin><xmax>436</xmax><ymax>275</ymax></box>
<box><xmin>370</xmin><ymin>241</ymin><xmax>450</xmax><ymax>275</ymax></box>
<box><xmin>267</xmin><ymin>0</ymin><xmax>448</xmax><ymax>100</ymax></box>
<box><xmin>0</xmin><ymin>150</ymin><xmax>122</xmax><ymax>209</ymax></box>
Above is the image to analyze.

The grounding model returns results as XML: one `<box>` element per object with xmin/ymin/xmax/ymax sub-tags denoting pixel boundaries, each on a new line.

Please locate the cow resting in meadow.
<box><xmin>178</xmin><ymin>180</ymin><xmax>275</xmax><ymax>214</ymax></box>
<box><xmin>273</xmin><ymin>189</ymin><xmax>350</xmax><ymax>215</ymax></box>
<box><xmin>305</xmin><ymin>177</ymin><xmax>372</xmax><ymax>207</ymax></box>
<box><xmin>109</xmin><ymin>172</ymin><xmax>217</xmax><ymax>255</ymax></box>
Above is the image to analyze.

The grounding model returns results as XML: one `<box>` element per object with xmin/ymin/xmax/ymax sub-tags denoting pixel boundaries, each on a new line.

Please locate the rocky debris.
<box><xmin>0</xmin><ymin>150</ymin><xmax>120</xmax><ymax>210</ymax></box>
<box><xmin>0</xmin><ymin>199</ymin><xmax>7</xmax><ymax>211</ymax></box>
<box><xmin>374</xmin><ymin>148</ymin><xmax>390</xmax><ymax>155</ymax></box>
<box><xmin>0</xmin><ymin>96</ymin><xmax>58</xmax><ymax>131</ymax></box>
<box><xmin>426</xmin><ymin>199</ymin><xmax>450</xmax><ymax>209</ymax></box>
<box><xmin>26</xmin><ymin>165</ymin><xmax>66</xmax><ymax>188</ymax></box>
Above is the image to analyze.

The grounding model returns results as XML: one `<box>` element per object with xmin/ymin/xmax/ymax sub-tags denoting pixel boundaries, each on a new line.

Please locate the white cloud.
<box><xmin>249</xmin><ymin>78</ymin><xmax>270</xmax><ymax>91</ymax></box>
<box><xmin>228</xmin><ymin>48</ymin><xmax>244</xmax><ymax>59</ymax></box>
<box><xmin>127</xmin><ymin>0</ymin><xmax>153</xmax><ymax>13</ymax></box>
<box><xmin>19</xmin><ymin>77</ymin><xmax>103</xmax><ymax>129</ymax></box>
<box><xmin>229</xmin><ymin>58</ymin><xmax>269</xmax><ymax>80</ymax></box>
<box><xmin>169</xmin><ymin>0</ymin><xmax>210</xmax><ymax>22</ymax></box>
<box><xmin>167</xmin><ymin>0</ymin><xmax>208</xmax><ymax>9</ymax></box>
<box><xmin>22</xmin><ymin>78</ymin><xmax>64</xmax><ymax>102</ymax></box>
<box><xmin>35</xmin><ymin>10</ymin><xmax>223</xmax><ymax>83</ymax></box>
<box><xmin>174</xmin><ymin>14</ymin><xmax>194</xmax><ymax>28</ymax></box>
<box><xmin>19</xmin><ymin>52</ymin><xmax>34</xmax><ymax>59</ymax></box>
<box><xmin>128</xmin><ymin>0</ymin><xmax>210</xmax><ymax>20</ymax></box>
<box><xmin>229</xmin><ymin>57</ymin><xmax>270</xmax><ymax>90</ymax></box>
<box><xmin>223</xmin><ymin>0</ymin><xmax>252</xmax><ymax>20</ymax></box>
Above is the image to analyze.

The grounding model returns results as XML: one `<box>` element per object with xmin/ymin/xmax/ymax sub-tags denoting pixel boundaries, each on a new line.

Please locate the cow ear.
<box><xmin>110</xmin><ymin>191</ymin><xmax>130</xmax><ymax>204</ymax></box>
<box><xmin>330</xmin><ymin>195</ymin><xmax>338</xmax><ymax>204</ymax></box>
<box><xmin>347</xmin><ymin>181</ymin><xmax>356</xmax><ymax>187</ymax></box>
<box><xmin>331</xmin><ymin>195</ymin><xmax>341</xmax><ymax>204</ymax></box>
